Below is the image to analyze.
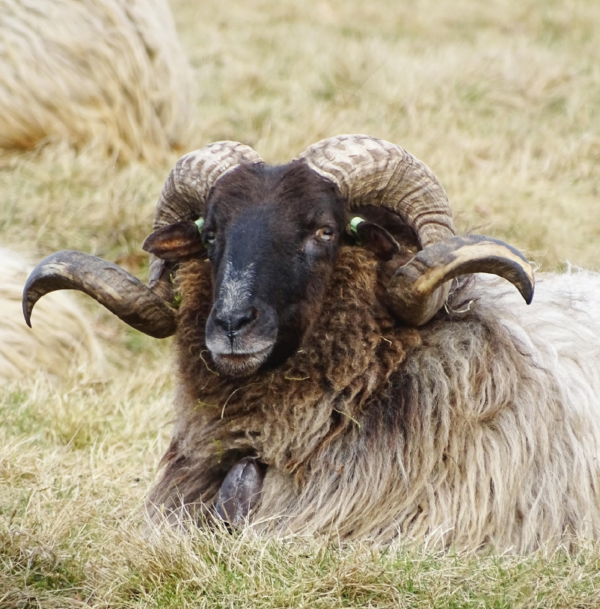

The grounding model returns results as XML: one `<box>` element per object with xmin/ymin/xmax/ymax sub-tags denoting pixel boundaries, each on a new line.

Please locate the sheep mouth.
<box><xmin>211</xmin><ymin>346</ymin><xmax>273</xmax><ymax>377</ymax></box>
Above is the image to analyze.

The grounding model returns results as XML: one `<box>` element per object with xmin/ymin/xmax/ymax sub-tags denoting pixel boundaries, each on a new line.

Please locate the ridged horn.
<box><xmin>23</xmin><ymin>251</ymin><xmax>177</xmax><ymax>339</ymax></box>
<box><xmin>299</xmin><ymin>134</ymin><xmax>456</xmax><ymax>248</ymax></box>
<box><xmin>148</xmin><ymin>141</ymin><xmax>263</xmax><ymax>296</ymax></box>
<box><xmin>153</xmin><ymin>141</ymin><xmax>264</xmax><ymax>230</ymax></box>
<box><xmin>386</xmin><ymin>235</ymin><xmax>535</xmax><ymax>326</ymax></box>
<box><xmin>299</xmin><ymin>135</ymin><xmax>534</xmax><ymax>325</ymax></box>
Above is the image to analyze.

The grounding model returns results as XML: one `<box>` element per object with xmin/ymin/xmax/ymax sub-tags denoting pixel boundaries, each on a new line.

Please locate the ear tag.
<box><xmin>348</xmin><ymin>216</ymin><xmax>365</xmax><ymax>245</ymax></box>
<box><xmin>195</xmin><ymin>217</ymin><xmax>205</xmax><ymax>233</ymax></box>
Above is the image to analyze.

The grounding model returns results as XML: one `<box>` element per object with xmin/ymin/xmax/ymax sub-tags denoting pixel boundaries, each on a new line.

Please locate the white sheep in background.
<box><xmin>0</xmin><ymin>248</ymin><xmax>103</xmax><ymax>381</ymax></box>
<box><xmin>0</xmin><ymin>0</ymin><xmax>194</xmax><ymax>163</ymax></box>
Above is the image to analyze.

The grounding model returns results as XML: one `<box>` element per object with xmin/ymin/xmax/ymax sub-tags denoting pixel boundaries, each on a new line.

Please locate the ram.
<box><xmin>23</xmin><ymin>135</ymin><xmax>600</xmax><ymax>553</ymax></box>
<box><xmin>0</xmin><ymin>0</ymin><xmax>193</xmax><ymax>163</ymax></box>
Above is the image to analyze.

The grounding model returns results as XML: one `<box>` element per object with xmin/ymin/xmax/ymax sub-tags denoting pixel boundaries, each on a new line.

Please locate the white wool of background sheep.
<box><xmin>0</xmin><ymin>249</ymin><xmax>104</xmax><ymax>381</ymax></box>
<box><xmin>0</xmin><ymin>0</ymin><xmax>194</xmax><ymax>163</ymax></box>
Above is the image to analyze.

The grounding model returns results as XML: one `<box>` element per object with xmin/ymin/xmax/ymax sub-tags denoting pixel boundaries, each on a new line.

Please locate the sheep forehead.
<box><xmin>207</xmin><ymin>161</ymin><xmax>344</xmax><ymax>225</ymax></box>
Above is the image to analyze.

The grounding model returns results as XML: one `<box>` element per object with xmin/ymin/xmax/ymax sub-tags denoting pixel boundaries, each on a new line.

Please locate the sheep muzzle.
<box><xmin>205</xmin><ymin>283</ymin><xmax>279</xmax><ymax>377</ymax></box>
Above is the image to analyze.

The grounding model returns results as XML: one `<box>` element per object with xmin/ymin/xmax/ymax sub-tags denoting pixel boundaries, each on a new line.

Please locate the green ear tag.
<box><xmin>195</xmin><ymin>218</ymin><xmax>205</xmax><ymax>233</ymax></box>
<box><xmin>349</xmin><ymin>216</ymin><xmax>365</xmax><ymax>238</ymax></box>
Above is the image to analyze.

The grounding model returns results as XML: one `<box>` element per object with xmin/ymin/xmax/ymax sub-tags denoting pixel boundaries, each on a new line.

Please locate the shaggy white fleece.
<box><xmin>0</xmin><ymin>0</ymin><xmax>194</xmax><ymax>163</ymax></box>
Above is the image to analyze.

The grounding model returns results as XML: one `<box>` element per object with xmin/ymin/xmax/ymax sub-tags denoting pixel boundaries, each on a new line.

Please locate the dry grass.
<box><xmin>1</xmin><ymin>0</ymin><xmax>600</xmax><ymax>605</ymax></box>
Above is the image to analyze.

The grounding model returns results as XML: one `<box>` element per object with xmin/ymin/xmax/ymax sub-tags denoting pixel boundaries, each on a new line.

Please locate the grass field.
<box><xmin>1</xmin><ymin>0</ymin><xmax>600</xmax><ymax>606</ymax></box>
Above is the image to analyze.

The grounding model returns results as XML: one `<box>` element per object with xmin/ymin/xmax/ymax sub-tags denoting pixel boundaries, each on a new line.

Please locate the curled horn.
<box><xmin>152</xmin><ymin>141</ymin><xmax>264</xmax><ymax>230</ymax></box>
<box><xmin>299</xmin><ymin>134</ymin><xmax>534</xmax><ymax>325</ymax></box>
<box><xmin>23</xmin><ymin>251</ymin><xmax>177</xmax><ymax>338</ymax></box>
<box><xmin>23</xmin><ymin>142</ymin><xmax>263</xmax><ymax>338</ymax></box>
<box><xmin>386</xmin><ymin>235</ymin><xmax>535</xmax><ymax>326</ymax></box>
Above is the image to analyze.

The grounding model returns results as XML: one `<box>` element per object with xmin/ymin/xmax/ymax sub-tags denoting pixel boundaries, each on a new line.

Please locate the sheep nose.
<box><xmin>214</xmin><ymin>308</ymin><xmax>257</xmax><ymax>338</ymax></box>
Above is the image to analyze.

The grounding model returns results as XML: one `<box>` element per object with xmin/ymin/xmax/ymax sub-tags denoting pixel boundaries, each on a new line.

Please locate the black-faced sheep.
<box><xmin>0</xmin><ymin>0</ymin><xmax>193</xmax><ymax>163</ymax></box>
<box><xmin>23</xmin><ymin>135</ymin><xmax>600</xmax><ymax>553</ymax></box>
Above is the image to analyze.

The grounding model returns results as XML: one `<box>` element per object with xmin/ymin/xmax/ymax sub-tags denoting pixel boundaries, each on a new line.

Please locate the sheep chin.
<box><xmin>211</xmin><ymin>347</ymin><xmax>272</xmax><ymax>377</ymax></box>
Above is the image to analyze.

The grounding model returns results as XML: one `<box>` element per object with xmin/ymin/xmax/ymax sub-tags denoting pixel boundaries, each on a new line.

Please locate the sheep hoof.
<box><xmin>215</xmin><ymin>457</ymin><xmax>265</xmax><ymax>526</ymax></box>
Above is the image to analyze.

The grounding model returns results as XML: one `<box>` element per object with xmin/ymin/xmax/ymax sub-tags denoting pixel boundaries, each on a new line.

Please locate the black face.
<box><xmin>202</xmin><ymin>161</ymin><xmax>346</xmax><ymax>376</ymax></box>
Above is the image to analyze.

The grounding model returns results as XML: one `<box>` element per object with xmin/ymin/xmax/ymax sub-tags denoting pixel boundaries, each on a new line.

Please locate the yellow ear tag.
<box><xmin>195</xmin><ymin>218</ymin><xmax>204</xmax><ymax>233</ymax></box>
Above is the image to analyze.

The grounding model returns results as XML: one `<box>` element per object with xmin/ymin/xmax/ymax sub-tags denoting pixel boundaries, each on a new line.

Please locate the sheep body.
<box><xmin>0</xmin><ymin>249</ymin><xmax>103</xmax><ymax>381</ymax></box>
<box><xmin>0</xmin><ymin>0</ymin><xmax>194</xmax><ymax>163</ymax></box>
<box><xmin>148</xmin><ymin>248</ymin><xmax>600</xmax><ymax>552</ymax></box>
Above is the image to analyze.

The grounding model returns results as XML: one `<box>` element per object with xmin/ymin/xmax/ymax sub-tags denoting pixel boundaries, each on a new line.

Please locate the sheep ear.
<box><xmin>142</xmin><ymin>221</ymin><xmax>205</xmax><ymax>262</ymax></box>
<box><xmin>350</xmin><ymin>220</ymin><xmax>401</xmax><ymax>261</ymax></box>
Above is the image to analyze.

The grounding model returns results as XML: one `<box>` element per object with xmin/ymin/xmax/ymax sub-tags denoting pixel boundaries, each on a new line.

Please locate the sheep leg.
<box><xmin>215</xmin><ymin>457</ymin><xmax>265</xmax><ymax>526</ymax></box>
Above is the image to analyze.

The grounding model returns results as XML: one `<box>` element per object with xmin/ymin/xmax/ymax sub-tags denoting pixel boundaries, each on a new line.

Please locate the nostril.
<box><xmin>215</xmin><ymin>308</ymin><xmax>258</xmax><ymax>336</ymax></box>
<box><xmin>234</xmin><ymin>307</ymin><xmax>257</xmax><ymax>330</ymax></box>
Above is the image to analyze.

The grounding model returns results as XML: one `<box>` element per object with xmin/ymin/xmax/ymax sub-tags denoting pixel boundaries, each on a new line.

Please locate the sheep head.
<box><xmin>23</xmin><ymin>135</ymin><xmax>535</xmax><ymax>378</ymax></box>
<box><xmin>146</xmin><ymin>158</ymin><xmax>349</xmax><ymax>376</ymax></box>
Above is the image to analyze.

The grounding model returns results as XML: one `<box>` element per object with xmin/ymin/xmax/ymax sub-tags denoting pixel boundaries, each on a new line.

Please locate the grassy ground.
<box><xmin>1</xmin><ymin>0</ymin><xmax>600</xmax><ymax>606</ymax></box>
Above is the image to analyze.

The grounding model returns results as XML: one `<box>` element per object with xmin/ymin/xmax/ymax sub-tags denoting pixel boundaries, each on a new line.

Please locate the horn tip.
<box><xmin>520</xmin><ymin>270</ymin><xmax>535</xmax><ymax>305</ymax></box>
<box><xmin>22</xmin><ymin>298</ymin><xmax>33</xmax><ymax>328</ymax></box>
<box><xmin>22</xmin><ymin>277</ymin><xmax>32</xmax><ymax>327</ymax></box>
<box><xmin>524</xmin><ymin>287</ymin><xmax>534</xmax><ymax>305</ymax></box>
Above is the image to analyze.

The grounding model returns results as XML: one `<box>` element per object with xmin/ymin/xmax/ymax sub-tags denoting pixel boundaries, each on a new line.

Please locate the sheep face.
<box><xmin>201</xmin><ymin>161</ymin><xmax>346</xmax><ymax>377</ymax></box>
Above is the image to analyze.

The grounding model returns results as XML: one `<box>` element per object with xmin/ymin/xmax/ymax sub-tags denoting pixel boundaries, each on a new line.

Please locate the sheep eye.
<box><xmin>204</xmin><ymin>231</ymin><xmax>216</xmax><ymax>245</ymax></box>
<box><xmin>316</xmin><ymin>227</ymin><xmax>334</xmax><ymax>241</ymax></box>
